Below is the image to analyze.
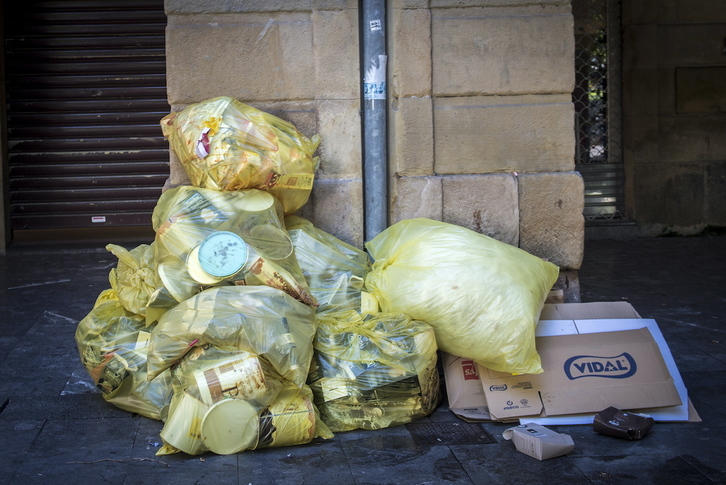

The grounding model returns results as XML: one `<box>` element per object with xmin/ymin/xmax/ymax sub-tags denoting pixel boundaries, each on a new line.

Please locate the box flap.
<box><xmin>442</xmin><ymin>352</ymin><xmax>492</xmax><ymax>421</ymax></box>
<box><xmin>539</xmin><ymin>302</ymin><xmax>641</xmax><ymax>321</ymax></box>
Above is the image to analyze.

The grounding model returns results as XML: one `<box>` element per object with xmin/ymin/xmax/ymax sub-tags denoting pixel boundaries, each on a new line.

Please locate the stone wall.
<box><xmin>390</xmin><ymin>0</ymin><xmax>582</xmax><ymax>269</ymax></box>
<box><xmin>163</xmin><ymin>0</ymin><xmax>583</xmax><ymax>273</ymax></box>
<box><xmin>164</xmin><ymin>0</ymin><xmax>365</xmax><ymax>247</ymax></box>
<box><xmin>622</xmin><ymin>0</ymin><xmax>726</xmax><ymax>234</ymax></box>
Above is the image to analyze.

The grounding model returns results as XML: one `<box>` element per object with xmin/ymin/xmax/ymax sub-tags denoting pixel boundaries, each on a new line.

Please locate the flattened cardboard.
<box><xmin>443</xmin><ymin>302</ymin><xmax>698</xmax><ymax>424</ymax></box>
<box><xmin>442</xmin><ymin>352</ymin><xmax>491</xmax><ymax>422</ymax></box>
<box><xmin>503</xmin><ymin>423</ymin><xmax>574</xmax><ymax>460</ymax></box>
<box><xmin>530</xmin><ymin>317</ymin><xmax>697</xmax><ymax>425</ymax></box>
<box><xmin>479</xmin><ymin>327</ymin><xmax>682</xmax><ymax>421</ymax></box>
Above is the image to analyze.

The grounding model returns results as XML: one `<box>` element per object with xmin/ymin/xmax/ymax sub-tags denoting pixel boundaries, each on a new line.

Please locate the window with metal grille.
<box><xmin>572</xmin><ymin>0</ymin><xmax>629</xmax><ymax>224</ymax></box>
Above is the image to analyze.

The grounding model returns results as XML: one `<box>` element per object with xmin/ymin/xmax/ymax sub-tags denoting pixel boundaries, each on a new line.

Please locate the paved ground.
<box><xmin>0</xmin><ymin>234</ymin><xmax>724</xmax><ymax>485</ymax></box>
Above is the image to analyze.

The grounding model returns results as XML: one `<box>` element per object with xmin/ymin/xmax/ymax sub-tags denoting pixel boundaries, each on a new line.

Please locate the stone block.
<box><xmin>391</xmin><ymin>0</ymin><xmax>429</xmax><ymax>8</ymax></box>
<box><xmin>632</xmin><ymin>162</ymin><xmax>705</xmax><ymax>226</ymax></box>
<box><xmin>623</xmin><ymin>114</ymin><xmax>658</xmax><ymax>162</ymax></box>
<box><xmin>657</xmin><ymin>67</ymin><xmax>676</xmax><ymax>116</ymax></box>
<box><xmin>312</xmin><ymin>9</ymin><xmax>359</xmax><ymax>100</ymax></box>
<box><xmin>166</xmin><ymin>0</ymin><xmax>356</xmax><ymax>13</ymax></box>
<box><xmin>706</xmin><ymin>161</ymin><xmax>726</xmax><ymax>225</ymax></box>
<box><xmin>431</xmin><ymin>6</ymin><xmax>574</xmax><ymax>96</ymax></box>
<box><xmin>248</xmin><ymin>100</ymin><xmax>319</xmax><ymax>139</ymax></box>
<box><xmin>518</xmin><ymin>172</ymin><xmax>584</xmax><ymax>270</ymax></box>
<box><xmin>670</xmin><ymin>0</ymin><xmax>726</xmax><ymax>24</ymax></box>
<box><xmin>390</xmin><ymin>8</ymin><xmax>432</xmax><ymax>98</ymax></box>
<box><xmin>433</xmin><ymin>95</ymin><xmax>575</xmax><ymax>174</ymax></box>
<box><xmin>621</xmin><ymin>0</ymin><xmax>660</xmax><ymax>25</ymax></box>
<box><xmin>659</xmin><ymin>114</ymin><xmax>726</xmax><ymax>162</ymax></box>
<box><xmin>622</xmin><ymin>24</ymin><xmax>658</xmax><ymax>69</ymax></box>
<box><xmin>431</xmin><ymin>0</ymin><xmax>563</xmax><ymax>6</ymax></box>
<box><xmin>622</xmin><ymin>68</ymin><xmax>659</xmax><ymax>116</ymax></box>
<box><xmin>298</xmin><ymin>178</ymin><xmax>364</xmax><ymax>248</ymax></box>
<box><xmin>315</xmin><ymin>99</ymin><xmax>362</xmax><ymax>178</ymax></box>
<box><xmin>676</xmin><ymin>67</ymin><xmax>726</xmax><ymax>114</ymax></box>
<box><xmin>659</xmin><ymin>24</ymin><xmax>726</xmax><ymax>67</ymax></box>
<box><xmin>391</xmin><ymin>176</ymin><xmax>443</xmax><ymax>223</ymax></box>
<box><xmin>390</xmin><ymin>96</ymin><xmax>434</xmax><ymax>176</ymax></box>
<box><xmin>551</xmin><ymin>270</ymin><xmax>581</xmax><ymax>304</ymax></box>
<box><xmin>165</xmin><ymin>0</ymin><xmax>313</xmax><ymax>14</ymax></box>
<box><xmin>166</xmin><ymin>149</ymin><xmax>191</xmax><ymax>187</ymax></box>
<box><xmin>166</xmin><ymin>13</ymin><xmax>315</xmax><ymax>104</ymax></box>
<box><xmin>313</xmin><ymin>0</ymin><xmax>357</xmax><ymax>9</ymax></box>
<box><xmin>441</xmin><ymin>173</ymin><xmax>519</xmax><ymax>246</ymax></box>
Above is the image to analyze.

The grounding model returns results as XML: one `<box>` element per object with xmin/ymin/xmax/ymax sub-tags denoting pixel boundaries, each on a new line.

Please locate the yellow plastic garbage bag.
<box><xmin>160</xmin><ymin>96</ymin><xmax>320</xmax><ymax>215</ymax></box>
<box><xmin>285</xmin><ymin>215</ymin><xmax>372</xmax><ymax>314</ymax></box>
<box><xmin>156</xmin><ymin>344</ymin><xmax>332</xmax><ymax>456</ymax></box>
<box><xmin>106</xmin><ymin>243</ymin><xmax>165</xmax><ymax>325</ymax></box>
<box><xmin>364</xmin><ymin>218</ymin><xmax>560</xmax><ymax>375</ymax></box>
<box><xmin>150</xmin><ymin>186</ymin><xmax>316</xmax><ymax>307</ymax></box>
<box><xmin>146</xmin><ymin>285</ymin><xmax>317</xmax><ymax>389</ymax></box>
<box><xmin>75</xmin><ymin>296</ymin><xmax>173</xmax><ymax>421</ymax></box>
<box><xmin>308</xmin><ymin>311</ymin><xmax>440</xmax><ymax>432</ymax></box>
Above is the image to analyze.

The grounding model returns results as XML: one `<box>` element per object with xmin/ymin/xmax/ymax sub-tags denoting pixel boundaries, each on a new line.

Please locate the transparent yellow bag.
<box><xmin>308</xmin><ymin>311</ymin><xmax>440</xmax><ymax>432</ymax></box>
<box><xmin>146</xmin><ymin>285</ymin><xmax>317</xmax><ymax>389</ymax></box>
<box><xmin>157</xmin><ymin>344</ymin><xmax>332</xmax><ymax>456</ymax></box>
<box><xmin>106</xmin><ymin>243</ymin><xmax>166</xmax><ymax>325</ymax></box>
<box><xmin>364</xmin><ymin>218</ymin><xmax>560</xmax><ymax>375</ymax></box>
<box><xmin>285</xmin><ymin>215</ymin><xmax>372</xmax><ymax>314</ymax></box>
<box><xmin>160</xmin><ymin>96</ymin><xmax>320</xmax><ymax>214</ymax></box>
<box><xmin>150</xmin><ymin>186</ymin><xmax>316</xmax><ymax>307</ymax></box>
<box><xmin>74</xmin><ymin>296</ymin><xmax>173</xmax><ymax>420</ymax></box>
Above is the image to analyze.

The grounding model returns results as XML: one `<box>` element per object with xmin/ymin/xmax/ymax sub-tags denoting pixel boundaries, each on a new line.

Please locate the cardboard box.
<box><xmin>479</xmin><ymin>327</ymin><xmax>682</xmax><ymax>421</ymax></box>
<box><xmin>442</xmin><ymin>352</ymin><xmax>492</xmax><ymax>422</ymax></box>
<box><xmin>443</xmin><ymin>302</ymin><xmax>699</xmax><ymax>424</ymax></box>
<box><xmin>503</xmin><ymin>423</ymin><xmax>574</xmax><ymax>460</ymax></box>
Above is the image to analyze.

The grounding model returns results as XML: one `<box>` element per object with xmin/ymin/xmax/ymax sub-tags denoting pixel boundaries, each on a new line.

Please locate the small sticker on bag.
<box><xmin>266</xmin><ymin>173</ymin><xmax>314</xmax><ymax>190</ymax></box>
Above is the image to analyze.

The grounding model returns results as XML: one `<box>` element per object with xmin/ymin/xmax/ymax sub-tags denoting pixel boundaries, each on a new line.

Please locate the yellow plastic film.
<box><xmin>308</xmin><ymin>311</ymin><xmax>440</xmax><ymax>432</ymax></box>
<box><xmin>160</xmin><ymin>96</ymin><xmax>320</xmax><ymax>214</ymax></box>
<box><xmin>364</xmin><ymin>218</ymin><xmax>560</xmax><ymax>375</ymax></box>
<box><xmin>285</xmin><ymin>215</ymin><xmax>371</xmax><ymax>315</ymax></box>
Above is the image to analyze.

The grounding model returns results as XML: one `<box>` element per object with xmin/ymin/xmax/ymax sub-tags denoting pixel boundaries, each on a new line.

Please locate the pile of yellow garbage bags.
<box><xmin>75</xmin><ymin>97</ymin><xmax>559</xmax><ymax>456</ymax></box>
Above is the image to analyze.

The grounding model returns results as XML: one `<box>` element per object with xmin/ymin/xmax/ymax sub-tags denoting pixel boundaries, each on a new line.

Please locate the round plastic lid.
<box><xmin>187</xmin><ymin>244</ymin><xmax>224</xmax><ymax>285</ymax></box>
<box><xmin>237</xmin><ymin>190</ymin><xmax>275</xmax><ymax>212</ymax></box>
<box><xmin>201</xmin><ymin>399</ymin><xmax>259</xmax><ymax>454</ymax></box>
<box><xmin>247</xmin><ymin>224</ymin><xmax>293</xmax><ymax>260</ymax></box>
<box><xmin>197</xmin><ymin>231</ymin><xmax>248</xmax><ymax>278</ymax></box>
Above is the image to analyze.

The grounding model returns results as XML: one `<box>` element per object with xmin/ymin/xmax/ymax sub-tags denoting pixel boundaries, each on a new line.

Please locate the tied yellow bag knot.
<box><xmin>364</xmin><ymin>218</ymin><xmax>560</xmax><ymax>375</ymax></box>
<box><xmin>106</xmin><ymin>243</ymin><xmax>163</xmax><ymax>321</ymax></box>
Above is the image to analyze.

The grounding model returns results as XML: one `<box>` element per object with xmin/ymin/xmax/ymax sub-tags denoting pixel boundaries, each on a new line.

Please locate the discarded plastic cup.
<box><xmin>160</xmin><ymin>391</ymin><xmax>210</xmax><ymax>455</ymax></box>
<box><xmin>201</xmin><ymin>398</ymin><xmax>259</xmax><ymax>454</ymax></box>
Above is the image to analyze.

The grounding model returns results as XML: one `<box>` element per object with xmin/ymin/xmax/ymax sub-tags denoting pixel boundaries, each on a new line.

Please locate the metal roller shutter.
<box><xmin>3</xmin><ymin>0</ymin><xmax>169</xmax><ymax>231</ymax></box>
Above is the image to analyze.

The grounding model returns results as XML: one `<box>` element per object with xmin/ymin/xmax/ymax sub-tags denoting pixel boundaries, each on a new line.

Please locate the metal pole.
<box><xmin>361</xmin><ymin>0</ymin><xmax>388</xmax><ymax>241</ymax></box>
